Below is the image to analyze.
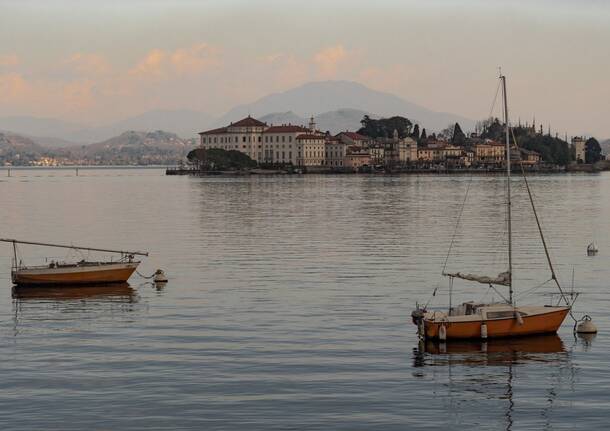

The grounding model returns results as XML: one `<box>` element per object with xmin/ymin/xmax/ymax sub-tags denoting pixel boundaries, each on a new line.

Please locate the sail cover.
<box><xmin>444</xmin><ymin>271</ymin><xmax>511</xmax><ymax>286</ymax></box>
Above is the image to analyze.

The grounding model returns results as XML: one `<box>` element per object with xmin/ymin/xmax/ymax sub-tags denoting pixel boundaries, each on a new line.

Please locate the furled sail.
<box><xmin>444</xmin><ymin>271</ymin><xmax>511</xmax><ymax>286</ymax></box>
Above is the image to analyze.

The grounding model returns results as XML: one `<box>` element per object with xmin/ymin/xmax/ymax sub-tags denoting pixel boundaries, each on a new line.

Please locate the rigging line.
<box><xmin>441</xmin><ymin>175</ymin><xmax>474</xmax><ymax>275</ymax></box>
<box><xmin>488</xmin><ymin>79</ymin><xmax>502</xmax><ymax>120</ymax></box>
<box><xmin>515</xmin><ymin>277</ymin><xmax>554</xmax><ymax>300</ymax></box>
<box><xmin>489</xmin><ymin>283</ymin><xmax>510</xmax><ymax>304</ymax></box>
<box><xmin>510</xmin><ymin>128</ymin><xmax>571</xmax><ymax>307</ymax></box>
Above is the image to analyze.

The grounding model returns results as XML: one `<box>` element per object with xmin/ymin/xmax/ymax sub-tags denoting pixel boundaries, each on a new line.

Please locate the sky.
<box><xmin>1</xmin><ymin>0</ymin><xmax>609</xmax><ymax>137</ymax></box>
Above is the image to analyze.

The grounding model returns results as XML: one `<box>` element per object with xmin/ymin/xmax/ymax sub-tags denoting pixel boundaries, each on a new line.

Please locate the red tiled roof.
<box><xmin>337</xmin><ymin>131</ymin><xmax>369</xmax><ymax>141</ymax></box>
<box><xmin>264</xmin><ymin>125</ymin><xmax>310</xmax><ymax>133</ymax></box>
<box><xmin>199</xmin><ymin>126</ymin><xmax>228</xmax><ymax>135</ymax></box>
<box><xmin>296</xmin><ymin>134</ymin><xmax>325</xmax><ymax>140</ymax></box>
<box><xmin>230</xmin><ymin>116</ymin><xmax>267</xmax><ymax>128</ymax></box>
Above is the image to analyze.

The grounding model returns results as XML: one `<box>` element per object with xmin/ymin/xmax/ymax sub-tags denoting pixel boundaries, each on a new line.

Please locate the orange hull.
<box><xmin>12</xmin><ymin>264</ymin><xmax>138</xmax><ymax>286</ymax></box>
<box><xmin>424</xmin><ymin>307</ymin><xmax>570</xmax><ymax>339</ymax></box>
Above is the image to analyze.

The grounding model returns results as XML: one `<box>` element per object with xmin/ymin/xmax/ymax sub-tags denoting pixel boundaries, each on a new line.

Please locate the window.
<box><xmin>258</xmin><ymin>136</ymin><xmax>261</xmax><ymax>142</ymax></box>
<box><xmin>276</xmin><ymin>151</ymin><xmax>279</xmax><ymax>159</ymax></box>
<box><xmin>282</xmin><ymin>136</ymin><xmax>285</xmax><ymax>143</ymax></box>
<box><xmin>289</xmin><ymin>151</ymin><xmax>292</xmax><ymax>159</ymax></box>
<box><xmin>276</xmin><ymin>136</ymin><xmax>279</xmax><ymax>143</ymax></box>
<box><xmin>289</xmin><ymin>136</ymin><xmax>292</xmax><ymax>142</ymax></box>
<box><xmin>213</xmin><ymin>137</ymin><xmax>217</xmax><ymax>143</ymax></box>
<box><xmin>243</xmin><ymin>145</ymin><xmax>246</xmax><ymax>149</ymax></box>
<box><xmin>243</xmin><ymin>136</ymin><xmax>246</xmax><ymax>143</ymax></box>
<box><xmin>282</xmin><ymin>151</ymin><xmax>285</xmax><ymax>159</ymax></box>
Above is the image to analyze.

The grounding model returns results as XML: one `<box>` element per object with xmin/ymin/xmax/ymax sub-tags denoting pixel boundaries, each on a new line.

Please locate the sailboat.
<box><xmin>411</xmin><ymin>75</ymin><xmax>574</xmax><ymax>340</ymax></box>
<box><xmin>2</xmin><ymin>238</ymin><xmax>148</xmax><ymax>286</ymax></box>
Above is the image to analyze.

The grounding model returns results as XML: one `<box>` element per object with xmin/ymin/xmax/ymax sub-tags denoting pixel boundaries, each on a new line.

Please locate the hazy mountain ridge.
<box><xmin>1</xmin><ymin>81</ymin><xmax>473</xmax><ymax>144</ymax></box>
<box><xmin>0</xmin><ymin>130</ymin><xmax>196</xmax><ymax>166</ymax></box>
<box><xmin>216</xmin><ymin>81</ymin><xmax>474</xmax><ymax>132</ymax></box>
<box><xmin>0</xmin><ymin>110</ymin><xmax>214</xmax><ymax>145</ymax></box>
<box><xmin>258</xmin><ymin>108</ymin><xmax>373</xmax><ymax>134</ymax></box>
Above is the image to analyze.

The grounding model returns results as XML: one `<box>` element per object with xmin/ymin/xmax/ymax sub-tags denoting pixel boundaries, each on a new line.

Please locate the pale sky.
<box><xmin>1</xmin><ymin>0</ymin><xmax>609</xmax><ymax>137</ymax></box>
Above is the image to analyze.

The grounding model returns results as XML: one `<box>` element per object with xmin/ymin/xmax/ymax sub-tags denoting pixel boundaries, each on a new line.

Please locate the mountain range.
<box><xmin>0</xmin><ymin>81</ymin><xmax>474</xmax><ymax>146</ymax></box>
<box><xmin>0</xmin><ymin>130</ymin><xmax>196</xmax><ymax>166</ymax></box>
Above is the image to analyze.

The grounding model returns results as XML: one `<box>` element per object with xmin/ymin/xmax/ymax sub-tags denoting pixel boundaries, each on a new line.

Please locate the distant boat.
<box><xmin>411</xmin><ymin>75</ymin><xmax>574</xmax><ymax>340</ymax></box>
<box><xmin>1</xmin><ymin>238</ymin><xmax>148</xmax><ymax>286</ymax></box>
<box><xmin>587</xmin><ymin>242</ymin><xmax>598</xmax><ymax>256</ymax></box>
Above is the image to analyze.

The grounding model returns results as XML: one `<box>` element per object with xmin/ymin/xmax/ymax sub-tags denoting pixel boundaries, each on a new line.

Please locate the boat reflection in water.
<box><xmin>415</xmin><ymin>333</ymin><xmax>566</xmax><ymax>367</ymax></box>
<box><xmin>12</xmin><ymin>282</ymin><xmax>137</xmax><ymax>301</ymax></box>
<box><xmin>413</xmin><ymin>335</ymin><xmax>572</xmax><ymax>431</ymax></box>
<box><xmin>11</xmin><ymin>283</ymin><xmax>139</xmax><ymax>336</ymax></box>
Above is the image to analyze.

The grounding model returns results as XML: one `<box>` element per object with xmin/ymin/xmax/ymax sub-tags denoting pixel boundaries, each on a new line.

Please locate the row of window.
<box><xmin>202</xmin><ymin>135</ymin><xmax>299</xmax><ymax>144</ymax></box>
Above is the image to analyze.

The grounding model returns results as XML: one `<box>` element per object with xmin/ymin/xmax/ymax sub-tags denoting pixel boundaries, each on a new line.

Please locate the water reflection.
<box><xmin>413</xmin><ymin>335</ymin><xmax>572</xmax><ymax>431</ymax></box>
<box><xmin>12</xmin><ymin>282</ymin><xmax>137</xmax><ymax>301</ymax></box>
<box><xmin>414</xmin><ymin>334</ymin><xmax>566</xmax><ymax>367</ymax></box>
<box><xmin>11</xmin><ymin>283</ymin><xmax>140</xmax><ymax>336</ymax></box>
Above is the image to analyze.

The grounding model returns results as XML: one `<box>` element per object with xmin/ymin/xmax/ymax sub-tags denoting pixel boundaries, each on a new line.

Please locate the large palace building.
<box><xmin>199</xmin><ymin>116</ymin><xmax>325</xmax><ymax>166</ymax></box>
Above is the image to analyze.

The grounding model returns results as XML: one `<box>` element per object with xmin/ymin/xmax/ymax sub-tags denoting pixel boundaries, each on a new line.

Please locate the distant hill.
<box><xmin>315</xmin><ymin>108</ymin><xmax>373</xmax><ymax>134</ymax></box>
<box><xmin>0</xmin><ymin>110</ymin><xmax>214</xmax><ymax>144</ymax></box>
<box><xmin>254</xmin><ymin>108</ymin><xmax>373</xmax><ymax>134</ymax></box>
<box><xmin>259</xmin><ymin>111</ymin><xmax>306</xmax><ymax>127</ymax></box>
<box><xmin>0</xmin><ymin>131</ymin><xmax>50</xmax><ymax>165</ymax></box>
<box><xmin>0</xmin><ymin>117</ymin><xmax>82</xmax><ymax>143</ymax></box>
<box><xmin>71</xmin><ymin>130</ymin><xmax>196</xmax><ymax>165</ymax></box>
<box><xmin>215</xmin><ymin>80</ymin><xmax>474</xmax><ymax>133</ymax></box>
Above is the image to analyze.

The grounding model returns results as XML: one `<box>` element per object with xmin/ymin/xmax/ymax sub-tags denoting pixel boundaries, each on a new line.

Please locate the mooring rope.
<box><xmin>135</xmin><ymin>269</ymin><xmax>156</xmax><ymax>279</ymax></box>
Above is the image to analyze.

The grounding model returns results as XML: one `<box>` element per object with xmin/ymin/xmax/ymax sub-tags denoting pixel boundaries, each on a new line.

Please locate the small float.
<box><xmin>1</xmin><ymin>238</ymin><xmax>148</xmax><ymax>286</ymax></box>
<box><xmin>587</xmin><ymin>242</ymin><xmax>598</xmax><ymax>256</ymax></box>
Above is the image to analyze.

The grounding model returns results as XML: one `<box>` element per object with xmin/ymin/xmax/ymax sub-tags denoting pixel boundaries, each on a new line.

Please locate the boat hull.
<box><xmin>12</xmin><ymin>262</ymin><xmax>139</xmax><ymax>286</ymax></box>
<box><xmin>423</xmin><ymin>307</ymin><xmax>570</xmax><ymax>339</ymax></box>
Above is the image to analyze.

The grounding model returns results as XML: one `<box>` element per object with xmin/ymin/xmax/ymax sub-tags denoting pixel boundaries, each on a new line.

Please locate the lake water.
<box><xmin>1</xmin><ymin>168</ymin><xmax>609</xmax><ymax>430</ymax></box>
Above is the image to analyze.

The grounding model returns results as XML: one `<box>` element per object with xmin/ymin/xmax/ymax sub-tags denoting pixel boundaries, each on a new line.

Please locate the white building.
<box><xmin>199</xmin><ymin>116</ymin><xmax>319</xmax><ymax>165</ymax></box>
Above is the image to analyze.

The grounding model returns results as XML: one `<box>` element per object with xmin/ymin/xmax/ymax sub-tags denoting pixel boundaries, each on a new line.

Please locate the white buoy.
<box><xmin>481</xmin><ymin>322</ymin><xmax>488</xmax><ymax>339</ymax></box>
<box><xmin>576</xmin><ymin>315</ymin><xmax>598</xmax><ymax>334</ymax></box>
<box><xmin>153</xmin><ymin>269</ymin><xmax>168</xmax><ymax>283</ymax></box>
<box><xmin>439</xmin><ymin>325</ymin><xmax>447</xmax><ymax>341</ymax></box>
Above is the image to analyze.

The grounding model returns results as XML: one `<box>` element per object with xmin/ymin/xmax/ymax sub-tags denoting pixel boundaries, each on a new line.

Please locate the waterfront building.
<box><xmin>325</xmin><ymin>136</ymin><xmax>346</xmax><ymax>168</ymax></box>
<box><xmin>297</xmin><ymin>133</ymin><xmax>326</xmax><ymax>167</ymax></box>
<box><xmin>369</xmin><ymin>145</ymin><xmax>385</xmax><ymax>166</ymax></box>
<box><xmin>263</xmin><ymin>125</ymin><xmax>311</xmax><ymax>165</ymax></box>
<box><xmin>474</xmin><ymin>141</ymin><xmax>505</xmax><ymax>165</ymax></box>
<box><xmin>336</xmin><ymin>132</ymin><xmax>372</xmax><ymax>147</ymax></box>
<box><xmin>571</xmin><ymin>136</ymin><xmax>586</xmax><ymax>163</ymax></box>
<box><xmin>344</xmin><ymin>146</ymin><xmax>371</xmax><ymax>170</ymax></box>
<box><xmin>199</xmin><ymin>115</ymin><xmax>316</xmax><ymax>165</ymax></box>
<box><xmin>520</xmin><ymin>148</ymin><xmax>541</xmax><ymax>165</ymax></box>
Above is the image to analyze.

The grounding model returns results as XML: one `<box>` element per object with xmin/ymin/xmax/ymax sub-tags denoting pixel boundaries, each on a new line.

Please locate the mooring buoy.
<box><xmin>153</xmin><ymin>269</ymin><xmax>168</xmax><ymax>283</ymax></box>
<box><xmin>576</xmin><ymin>315</ymin><xmax>597</xmax><ymax>334</ymax></box>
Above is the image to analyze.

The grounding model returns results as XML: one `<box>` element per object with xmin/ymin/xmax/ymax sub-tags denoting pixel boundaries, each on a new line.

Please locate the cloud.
<box><xmin>0</xmin><ymin>54</ymin><xmax>20</xmax><ymax>68</ymax></box>
<box><xmin>67</xmin><ymin>53</ymin><xmax>111</xmax><ymax>76</ymax></box>
<box><xmin>0</xmin><ymin>73</ymin><xmax>30</xmax><ymax>98</ymax></box>
<box><xmin>313</xmin><ymin>45</ymin><xmax>348</xmax><ymax>78</ymax></box>
<box><xmin>170</xmin><ymin>43</ymin><xmax>221</xmax><ymax>75</ymax></box>
<box><xmin>129</xmin><ymin>49</ymin><xmax>166</xmax><ymax>77</ymax></box>
<box><xmin>129</xmin><ymin>43</ymin><xmax>221</xmax><ymax>78</ymax></box>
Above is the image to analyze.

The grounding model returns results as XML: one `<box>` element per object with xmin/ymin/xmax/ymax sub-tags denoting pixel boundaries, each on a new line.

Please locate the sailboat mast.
<box><xmin>501</xmin><ymin>75</ymin><xmax>514</xmax><ymax>305</ymax></box>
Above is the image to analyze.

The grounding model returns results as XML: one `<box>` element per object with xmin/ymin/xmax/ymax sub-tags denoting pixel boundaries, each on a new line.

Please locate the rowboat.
<box><xmin>411</xmin><ymin>74</ymin><xmax>576</xmax><ymax>340</ymax></box>
<box><xmin>1</xmin><ymin>238</ymin><xmax>148</xmax><ymax>286</ymax></box>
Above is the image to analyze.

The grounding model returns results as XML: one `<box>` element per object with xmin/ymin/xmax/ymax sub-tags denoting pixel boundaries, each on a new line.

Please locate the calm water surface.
<box><xmin>1</xmin><ymin>168</ymin><xmax>609</xmax><ymax>430</ymax></box>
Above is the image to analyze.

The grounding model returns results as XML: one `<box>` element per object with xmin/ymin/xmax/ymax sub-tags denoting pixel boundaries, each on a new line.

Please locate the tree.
<box><xmin>411</xmin><ymin>124</ymin><xmax>420</xmax><ymax>140</ymax></box>
<box><xmin>187</xmin><ymin>148</ymin><xmax>257</xmax><ymax>170</ymax></box>
<box><xmin>358</xmin><ymin>115</ymin><xmax>413</xmax><ymax>139</ymax></box>
<box><xmin>585</xmin><ymin>138</ymin><xmax>602</xmax><ymax>164</ymax></box>
<box><xmin>420</xmin><ymin>128</ymin><xmax>427</xmax><ymax>141</ymax></box>
<box><xmin>452</xmin><ymin>122</ymin><xmax>466</xmax><ymax>146</ymax></box>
